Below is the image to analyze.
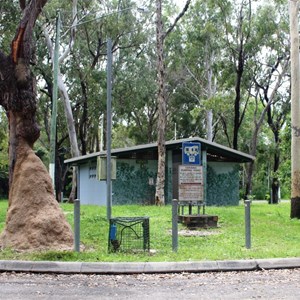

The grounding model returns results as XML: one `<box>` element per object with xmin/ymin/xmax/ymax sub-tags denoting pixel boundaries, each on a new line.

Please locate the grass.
<box><xmin>0</xmin><ymin>199</ymin><xmax>300</xmax><ymax>262</ymax></box>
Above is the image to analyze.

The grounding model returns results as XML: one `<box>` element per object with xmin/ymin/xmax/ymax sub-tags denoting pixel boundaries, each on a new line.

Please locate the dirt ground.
<box><xmin>0</xmin><ymin>268</ymin><xmax>300</xmax><ymax>299</ymax></box>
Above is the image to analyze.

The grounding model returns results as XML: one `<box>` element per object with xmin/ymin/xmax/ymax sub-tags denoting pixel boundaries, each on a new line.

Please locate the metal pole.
<box><xmin>202</xmin><ymin>150</ymin><xmax>207</xmax><ymax>215</ymax></box>
<box><xmin>172</xmin><ymin>199</ymin><xmax>178</xmax><ymax>252</ymax></box>
<box><xmin>106</xmin><ymin>38</ymin><xmax>113</xmax><ymax>220</ymax></box>
<box><xmin>49</xmin><ymin>10</ymin><xmax>61</xmax><ymax>193</ymax></box>
<box><xmin>74</xmin><ymin>199</ymin><xmax>80</xmax><ymax>252</ymax></box>
<box><xmin>245</xmin><ymin>199</ymin><xmax>251</xmax><ymax>249</ymax></box>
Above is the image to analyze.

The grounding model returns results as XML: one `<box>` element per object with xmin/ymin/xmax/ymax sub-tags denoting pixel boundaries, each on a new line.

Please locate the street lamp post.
<box><xmin>49</xmin><ymin>10</ymin><xmax>61</xmax><ymax>193</ymax></box>
<box><xmin>106</xmin><ymin>38</ymin><xmax>113</xmax><ymax>220</ymax></box>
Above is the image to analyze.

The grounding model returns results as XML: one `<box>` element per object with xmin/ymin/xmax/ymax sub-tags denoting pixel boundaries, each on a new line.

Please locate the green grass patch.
<box><xmin>0</xmin><ymin>199</ymin><xmax>300</xmax><ymax>262</ymax></box>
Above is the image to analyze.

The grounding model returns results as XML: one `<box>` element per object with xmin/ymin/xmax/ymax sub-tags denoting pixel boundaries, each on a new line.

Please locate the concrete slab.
<box><xmin>173</xmin><ymin>261</ymin><xmax>219</xmax><ymax>273</ymax></box>
<box><xmin>257</xmin><ymin>258</ymin><xmax>300</xmax><ymax>270</ymax></box>
<box><xmin>81</xmin><ymin>262</ymin><xmax>146</xmax><ymax>274</ymax></box>
<box><xmin>31</xmin><ymin>261</ymin><xmax>82</xmax><ymax>273</ymax></box>
<box><xmin>0</xmin><ymin>260</ymin><xmax>34</xmax><ymax>272</ymax></box>
<box><xmin>217</xmin><ymin>259</ymin><xmax>258</xmax><ymax>271</ymax></box>
<box><xmin>0</xmin><ymin>260</ymin><xmax>82</xmax><ymax>273</ymax></box>
<box><xmin>1</xmin><ymin>258</ymin><xmax>300</xmax><ymax>275</ymax></box>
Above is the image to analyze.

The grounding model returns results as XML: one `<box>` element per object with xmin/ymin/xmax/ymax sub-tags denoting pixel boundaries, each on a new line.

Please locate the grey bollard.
<box><xmin>172</xmin><ymin>199</ymin><xmax>178</xmax><ymax>252</ymax></box>
<box><xmin>244</xmin><ymin>199</ymin><xmax>251</xmax><ymax>249</ymax></box>
<box><xmin>74</xmin><ymin>199</ymin><xmax>80</xmax><ymax>252</ymax></box>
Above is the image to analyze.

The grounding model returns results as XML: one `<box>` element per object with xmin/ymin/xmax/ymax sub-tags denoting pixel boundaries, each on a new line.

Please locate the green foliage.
<box><xmin>0</xmin><ymin>111</ymin><xmax>8</xmax><ymax>197</ymax></box>
<box><xmin>0</xmin><ymin>1</ymin><xmax>21</xmax><ymax>53</ymax></box>
<box><xmin>0</xmin><ymin>0</ymin><xmax>291</xmax><ymax>213</ymax></box>
<box><xmin>0</xmin><ymin>201</ymin><xmax>300</xmax><ymax>262</ymax></box>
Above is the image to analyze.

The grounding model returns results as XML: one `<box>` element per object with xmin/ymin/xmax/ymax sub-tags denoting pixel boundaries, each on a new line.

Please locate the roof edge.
<box><xmin>64</xmin><ymin>137</ymin><xmax>255</xmax><ymax>165</ymax></box>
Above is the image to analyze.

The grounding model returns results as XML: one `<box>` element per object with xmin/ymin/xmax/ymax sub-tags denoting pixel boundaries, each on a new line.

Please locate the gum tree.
<box><xmin>0</xmin><ymin>0</ymin><xmax>73</xmax><ymax>249</ymax></box>
<box><xmin>289</xmin><ymin>0</ymin><xmax>300</xmax><ymax>218</ymax></box>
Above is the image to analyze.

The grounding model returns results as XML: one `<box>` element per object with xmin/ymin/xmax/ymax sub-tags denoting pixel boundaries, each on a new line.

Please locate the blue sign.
<box><xmin>182</xmin><ymin>142</ymin><xmax>201</xmax><ymax>165</ymax></box>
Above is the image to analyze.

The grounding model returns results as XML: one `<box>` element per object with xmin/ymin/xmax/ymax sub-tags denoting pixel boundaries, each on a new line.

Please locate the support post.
<box><xmin>172</xmin><ymin>199</ymin><xmax>178</xmax><ymax>252</ymax></box>
<box><xmin>202</xmin><ymin>150</ymin><xmax>207</xmax><ymax>214</ymax></box>
<box><xmin>245</xmin><ymin>199</ymin><xmax>251</xmax><ymax>249</ymax></box>
<box><xmin>49</xmin><ymin>10</ymin><xmax>61</xmax><ymax>193</ymax></box>
<box><xmin>74</xmin><ymin>199</ymin><xmax>80</xmax><ymax>252</ymax></box>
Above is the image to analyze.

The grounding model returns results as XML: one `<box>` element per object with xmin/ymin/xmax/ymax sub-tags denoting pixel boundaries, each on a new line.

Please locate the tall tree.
<box><xmin>155</xmin><ymin>0</ymin><xmax>191</xmax><ymax>205</ymax></box>
<box><xmin>243</xmin><ymin>1</ymin><xmax>290</xmax><ymax>201</ymax></box>
<box><xmin>155</xmin><ymin>0</ymin><xmax>166</xmax><ymax>205</ymax></box>
<box><xmin>0</xmin><ymin>0</ymin><xmax>73</xmax><ymax>249</ymax></box>
<box><xmin>289</xmin><ymin>0</ymin><xmax>300</xmax><ymax>218</ymax></box>
<box><xmin>218</xmin><ymin>0</ymin><xmax>253</xmax><ymax>150</ymax></box>
<box><xmin>41</xmin><ymin>0</ymin><xmax>82</xmax><ymax>202</ymax></box>
<box><xmin>176</xmin><ymin>0</ymin><xmax>222</xmax><ymax>141</ymax></box>
<box><xmin>245</xmin><ymin>57</ymin><xmax>289</xmax><ymax>198</ymax></box>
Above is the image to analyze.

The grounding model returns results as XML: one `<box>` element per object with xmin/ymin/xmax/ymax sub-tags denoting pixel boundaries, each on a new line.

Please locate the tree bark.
<box><xmin>155</xmin><ymin>0</ymin><xmax>166</xmax><ymax>205</ymax></box>
<box><xmin>268</xmin><ymin>120</ymin><xmax>281</xmax><ymax>204</ymax></box>
<box><xmin>0</xmin><ymin>0</ymin><xmax>73</xmax><ymax>250</ymax></box>
<box><xmin>57</xmin><ymin>74</ymin><xmax>80</xmax><ymax>202</ymax></box>
<box><xmin>205</xmin><ymin>42</ymin><xmax>215</xmax><ymax>142</ymax></box>
<box><xmin>289</xmin><ymin>0</ymin><xmax>300</xmax><ymax>218</ymax></box>
<box><xmin>154</xmin><ymin>0</ymin><xmax>191</xmax><ymax>205</ymax></box>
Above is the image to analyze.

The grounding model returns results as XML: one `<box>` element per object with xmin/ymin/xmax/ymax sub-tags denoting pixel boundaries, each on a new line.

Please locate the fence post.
<box><xmin>244</xmin><ymin>199</ymin><xmax>251</xmax><ymax>249</ymax></box>
<box><xmin>172</xmin><ymin>199</ymin><xmax>178</xmax><ymax>252</ymax></box>
<box><xmin>74</xmin><ymin>199</ymin><xmax>80</xmax><ymax>252</ymax></box>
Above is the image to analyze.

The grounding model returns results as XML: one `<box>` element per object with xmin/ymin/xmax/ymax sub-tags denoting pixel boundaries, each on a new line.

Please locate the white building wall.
<box><xmin>78</xmin><ymin>163</ymin><xmax>106</xmax><ymax>205</ymax></box>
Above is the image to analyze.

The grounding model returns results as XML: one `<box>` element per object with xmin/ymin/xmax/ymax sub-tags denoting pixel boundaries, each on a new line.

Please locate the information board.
<box><xmin>179</xmin><ymin>184</ymin><xmax>204</xmax><ymax>201</ymax></box>
<box><xmin>178</xmin><ymin>165</ymin><xmax>204</xmax><ymax>202</ymax></box>
<box><xmin>179</xmin><ymin>165</ymin><xmax>203</xmax><ymax>185</ymax></box>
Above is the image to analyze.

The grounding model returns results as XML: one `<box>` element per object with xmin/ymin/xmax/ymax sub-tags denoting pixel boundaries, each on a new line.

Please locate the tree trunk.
<box><xmin>245</xmin><ymin>161</ymin><xmax>254</xmax><ymax>198</ymax></box>
<box><xmin>43</xmin><ymin>1</ymin><xmax>79</xmax><ymax>203</ymax></box>
<box><xmin>0</xmin><ymin>1</ymin><xmax>73</xmax><ymax>250</ymax></box>
<box><xmin>289</xmin><ymin>0</ymin><xmax>300</xmax><ymax>218</ymax></box>
<box><xmin>205</xmin><ymin>42</ymin><xmax>215</xmax><ymax>142</ymax></box>
<box><xmin>79</xmin><ymin>76</ymin><xmax>89</xmax><ymax>156</ymax></box>
<box><xmin>155</xmin><ymin>0</ymin><xmax>166</xmax><ymax>205</ymax></box>
<box><xmin>233</xmin><ymin>52</ymin><xmax>243</xmax><ymax>150</ymax></box>
<box><xmin>57</xmin><ymin>74</ymin><xmax>79</xmax><ymax>202</ymax></box>
<box><xmin>269</xmin><ymin>131</ymin><xmax>280</xmax><ymax>204</ymax></box>
<box><xmin>154</xmin><ymin>0</ymin><xmax>191</xmax><ymax>205</ymax></box>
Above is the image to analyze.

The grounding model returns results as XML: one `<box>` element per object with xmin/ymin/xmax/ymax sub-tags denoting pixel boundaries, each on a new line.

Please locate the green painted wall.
<box><xmin>111</xmin><ymin>159</ymin><xmax>240</xmax><ymax>206</ymax></box>
<box><xmin>112</xmin><ymin>159</ymin><xmax>157</xmax><ymax>205</ymax></box>
<box><xmin>165</xmin><ymin>150</ymin><xmax>173</xmax><ymax>204</ymax></box>
<box><xmin>206</xmin><ymin>162</ymin><xmax>240</xmax><ymax>206</ymax></box>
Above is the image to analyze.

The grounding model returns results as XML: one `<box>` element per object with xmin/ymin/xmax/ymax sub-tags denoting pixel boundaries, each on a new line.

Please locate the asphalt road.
<box><xmin>0</xmin><ymin>268</ymin><xmax>300</xmax><ymax>299</ymax></box>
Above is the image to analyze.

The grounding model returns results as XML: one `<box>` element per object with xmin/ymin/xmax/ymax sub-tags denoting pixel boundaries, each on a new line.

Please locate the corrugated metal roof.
<box><xmin>64</xmin><ymin>137</ymin><xmax>255</xmax><ymax>165</ymax></box>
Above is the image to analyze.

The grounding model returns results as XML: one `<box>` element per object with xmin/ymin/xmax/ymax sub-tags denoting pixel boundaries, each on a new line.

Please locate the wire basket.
<box><xmin>108</xmin><ymin>217</ymin><xmax>150</xmax><ymax>253</ymax></box>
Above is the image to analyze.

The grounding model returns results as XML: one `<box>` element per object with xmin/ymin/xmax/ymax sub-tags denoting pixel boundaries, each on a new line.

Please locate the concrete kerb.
<box><xmin>256</xmin><ymin>258</ymin><xmax>300</xmax><ymax>270</ymax></box>
<box><xmin>0</xmin><ymin>258</ymin><xmax>300</xmax><ymax>274</ymax></box>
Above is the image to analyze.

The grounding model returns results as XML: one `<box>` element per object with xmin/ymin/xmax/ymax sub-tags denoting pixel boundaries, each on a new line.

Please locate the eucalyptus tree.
<box><xmin>169</xmin><ymin>0</ymin><xmax>223</xmax><ymax>142</ymax></box>
<box><xmin>0</xmin><ymin>2</ymin><xmax>16</xmax><ymax>198</ymax></box>
<box><xmin>215</xmin><ymin>0</ymin><xmax>257</xmax><ymax>150</ymax></box>
<box><xmin>289</xmin><ymin>0</ymin><xmax>300</xmax><ymax>218</ymax></box>
<box><xmin>242</xmin><ymin>1</ymin><xmax>290</xmax><ymax>201</ymax></box>
<box><xmin>113</xmin><ymin>45</ymin><xmax>158</xmax><ymax>144</ymax></box>
<box><xmin>0</xmin><ymin>0</ymin><xmax>73</xmax><ymax>250</ymax></box>
<box><xmin>67</xmin><ymin>0</ymin><xmax>150</xmax><ymax>153</ymax></box>
<box><xmin>39</xmin><ymin>0</ymin><xmax>80</xmax><ymax>202</ymax></box>
<box><xmin>155</xmin><ymin>0</ymin><xmax>191</xmax><ymax>205</ymax></box>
